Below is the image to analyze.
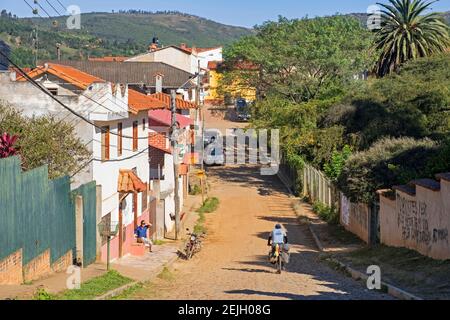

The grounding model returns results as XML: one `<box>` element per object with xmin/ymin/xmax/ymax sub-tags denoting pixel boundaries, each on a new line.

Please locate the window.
<box><xmin>101</xmin><ymin>126</ymin><xmax>110</xmax><ymax>161</ymax></box>
<box><xmin>132</xmin><ymin>121</ymin><xmax>138</xmax><ymax>151</ymax></box>
<box><xmin>142</xmin><ymin>118</ymin><xmax>146</xmax><ymax>130</ymax></box>
<box><xmin>48</xmin><ymin>88</ymin><xmax>58</xmax><ymax>96</ymax></box>
<box><xmin>117</xmin><ymin>123</ymin><xmax>123</xmax><ymax>157</ymax></box>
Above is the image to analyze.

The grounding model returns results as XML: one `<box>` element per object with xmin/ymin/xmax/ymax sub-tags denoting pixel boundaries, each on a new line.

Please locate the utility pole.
<box><xmin>171</xmin><ymin>90</ymin><xmax>181</xmax><ymax>240</ymax></box>
<box><xmin>56</xmin><ymin>43</ymin><xmax>61</xmax><ymax>61</ymax></box>
<box><xmin>196</xmin><ymin>59</ymin><xmax>205</xmax><ymax>171</ymax></box>
<box><xmin>33</xmin><ymin>25</ymin><xmax>39</xmax><ymax>67</ymax></box>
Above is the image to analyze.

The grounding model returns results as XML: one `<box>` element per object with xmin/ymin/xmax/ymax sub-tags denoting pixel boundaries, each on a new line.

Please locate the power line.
<box><xmin>34</xmin><ymin>0</ymin><xmax>53</xmax><ymax>19</ymax></box>
<box><xmin>55</xmin><ymin>0</ymin><xmax>67</xmax><ymax>12</ymax></box>
<box><xmin>23</xmin><ymin>0</ymin><xmax>43</xmax><ymax>18</ymax></box>
<box><xmin>45</xmin><ymin>0</ymin><xmax>62</xmax><ymax>16</ymax></box>
<box><xmin>0</xmin><ymin>50</ymin><xmax>151</xmax><ymax>141</ymax></box>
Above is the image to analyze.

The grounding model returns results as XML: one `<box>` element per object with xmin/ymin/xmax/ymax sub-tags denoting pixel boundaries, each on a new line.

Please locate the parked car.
<box><xmin>235</xmin><ymin>98</ymin><xmax>252</xmax><ymax>122</ymax></box>
<box><xmin>203</xmin><ymin>130</ymin><xmax>225</xmax><ymax>166</ymax></box>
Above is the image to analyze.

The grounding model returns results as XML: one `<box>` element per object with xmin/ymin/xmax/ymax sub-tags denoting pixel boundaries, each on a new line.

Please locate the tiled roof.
<box><xmin>18</xmin><ymin>63</ymin><xmax>104</xmax><ymax>90</ymax></box>
<box><xmin>148</xmin><ymin>109</ymin><xmax>193</xmax><ymax>128</ymax></box>
<box><xmin>149</xmin><ymin>132</ymin><xmax>172</xmax><ymax>154</ymax></box>
<box><xmin>128</xmin><ymin>89</ymin><xmax>166</xmax><ymax>113</ymax></box>
<box><xmin>41</xmin><ymin>60</ymin><xmax>194</xmax><ymax>88</ymax></box>
<box><xmin>117</xmin><ymin>170</ymin><xmax>147</xmax><ymax>193</ymax></box>
<box><xmin>149</xmin><ymin>92</ymin><xmax>198</xmax><ymax>110</ymax></box>
<box><xmin>88</xmin><ymin>56</ymin><xmax>129</xmax><ymax>62</ymax></box>
<box><xmin>207</xmin><ymin>61</ymin><xmax>221</xmax><ymax>70</ymax></box>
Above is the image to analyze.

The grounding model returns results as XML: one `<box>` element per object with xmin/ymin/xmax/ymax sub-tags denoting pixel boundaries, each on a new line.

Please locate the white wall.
<box><xmin>198</xmin><ymin>47</ymin><xmax>223</xmax><ymax>70</ymax></box>
<box><xmin>126</xmin><ymin>47</ymin><xmax>198</xmax><ymax>74</ymax></box>
<box><xmin>92</xmin><ymin>111</ymin><xmax>150</xmax><ymax>222</ymax></box>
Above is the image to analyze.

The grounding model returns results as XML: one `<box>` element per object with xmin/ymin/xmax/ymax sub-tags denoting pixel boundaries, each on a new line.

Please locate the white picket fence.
<box><xmin>302</xmin><ymin>164</ymin><xmax>340</xmax><ymax>209</ymax></box>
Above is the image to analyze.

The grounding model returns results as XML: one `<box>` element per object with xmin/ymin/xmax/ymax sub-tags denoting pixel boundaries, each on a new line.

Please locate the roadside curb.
<box><xmin>276</xmin><ymin>170</ymin><xmax>423</xmax><ymax>301</ymax></box>
<box><xmin>308</xmin><ymin>217</ymin><xmax>423</xmax><ymax>301</ymax></box>
<box><xmin>95</xmin><ymin>253</ymin><xmax>181</xmax><ymax>300</ymax></box>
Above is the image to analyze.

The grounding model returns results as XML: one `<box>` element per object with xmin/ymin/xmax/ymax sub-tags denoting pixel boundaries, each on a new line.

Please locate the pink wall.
<box><xmin>101</xmin><ymin>210</ymin><xmax>150</xmax><ymax>263</ymax></box>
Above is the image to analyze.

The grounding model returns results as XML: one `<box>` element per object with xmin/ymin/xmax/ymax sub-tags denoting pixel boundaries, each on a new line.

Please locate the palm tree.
<box><xmin>374</xmin><ymin>0</ymin><xmax>450</xmax><ymax>77</ymax></box>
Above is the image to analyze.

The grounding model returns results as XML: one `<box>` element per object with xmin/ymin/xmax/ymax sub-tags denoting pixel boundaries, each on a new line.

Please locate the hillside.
<box><xmin>0</xmin><ymin>10</ymin><xmax>253</xmax><ymax>67</ymax></box>
<box><xmin>348</xmin><ymin>11</ymin><xmax>450</xmax><ymax>26</ymax></box>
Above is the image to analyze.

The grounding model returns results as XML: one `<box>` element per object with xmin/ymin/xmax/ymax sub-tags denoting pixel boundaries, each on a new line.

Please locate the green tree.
<box><xmin>374</xmin><ymin>0</ymin><xmax>450</xmax><ymax>77</ymax></box>
<box><xmin>223</xmin><ymin>16</ymin><xmax>374</xmax><ymax>103</ymax></box>
<box><xmin>0</xmin><ymin>103</ymin><xmax>90</xmax><ymax>179</ymax></box>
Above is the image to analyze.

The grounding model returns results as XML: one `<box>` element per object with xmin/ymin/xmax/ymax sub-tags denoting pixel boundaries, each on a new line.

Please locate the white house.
<box><xmin>0</xmin><ymin>63</ymin><xmax>167</xmax><ymax>261</ymax></box>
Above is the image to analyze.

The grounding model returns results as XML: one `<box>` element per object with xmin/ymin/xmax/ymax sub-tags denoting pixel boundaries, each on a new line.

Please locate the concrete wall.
<box><xmin>340</xmin><ymin>194</ymin><xmax>370</xmax><ymax>243</ymax></box>
<box><xmin>379</xmin><ymin>178</ymin><xmax>450</xmax><ymax>260</ymax></box>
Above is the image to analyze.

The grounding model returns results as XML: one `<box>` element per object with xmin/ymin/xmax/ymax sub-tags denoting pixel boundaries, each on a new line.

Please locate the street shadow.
<box><xmin>224</xmin><ymin>289</ymin><xmax>354</xmax><ymax>300</ymax></box>
<box><xmin>209</xmin><ymin>165</ymin><xmax>288</xmax><ymax>196</ymax></box>
<box><xmin>222</xmin><ymin>267</ymin><xmax>273</xmax><ymax>274</ymax></box>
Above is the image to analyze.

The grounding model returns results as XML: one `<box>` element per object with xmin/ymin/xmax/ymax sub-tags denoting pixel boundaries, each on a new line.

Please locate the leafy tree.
<box><xmin>374</xmin><ymin>0</ymin><xmax>450</xmax><ymax>77</ymax></box>
<box><xmin>223</xmin><ymin>15</ymin><xmax>374</xmax><ymax>103</ymax></box>
<box><xmin>0</xmin><ymin>103</ymin><xmax>90</xmax><ymax>179</ymax></box>
<box><xmin>324</xmin><ymin>145</ymin><xmax>352</xmax><ymax>181</ymax></box>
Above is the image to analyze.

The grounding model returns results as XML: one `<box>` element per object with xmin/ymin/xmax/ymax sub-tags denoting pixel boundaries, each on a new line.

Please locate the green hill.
<box><xmin>0</xmin><ymin>10</ymin><xmax>252</xmax><ymax>67</ymax></box>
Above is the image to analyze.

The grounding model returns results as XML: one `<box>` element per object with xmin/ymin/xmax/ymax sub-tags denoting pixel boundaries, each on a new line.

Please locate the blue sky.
<box><xmin>3</xmin><ymin>0</ymin><xmax>450</xmax><ymax>27</ymax></box>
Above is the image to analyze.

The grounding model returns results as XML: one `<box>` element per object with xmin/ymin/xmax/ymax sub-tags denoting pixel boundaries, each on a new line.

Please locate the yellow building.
<box><xmin>204</xmin><ymin>61</ymin><xmax>257</xmax><ymax>106</ymax></box>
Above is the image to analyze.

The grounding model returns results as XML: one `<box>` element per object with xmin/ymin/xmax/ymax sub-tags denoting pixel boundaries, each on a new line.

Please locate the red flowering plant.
<box><xmin>0</xmin><ymin>132</ymin><xmax>18</xmax><ymax>158</ymax></box>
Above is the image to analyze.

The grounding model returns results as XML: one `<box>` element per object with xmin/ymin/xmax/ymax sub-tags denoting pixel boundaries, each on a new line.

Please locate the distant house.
<box><xmin>204</xmin><ymin>60</ymin><xmax>257</xmax><ymax>106</ymax></box>
<box><xmin>0</xmin><ymin>63</ymin><xmax>166</xmax><ymax>262</ymax></box>
<box><xmin>42</xmin><ymin>60</ymin><xmax>198</xmax><ymax>103</ymax></box>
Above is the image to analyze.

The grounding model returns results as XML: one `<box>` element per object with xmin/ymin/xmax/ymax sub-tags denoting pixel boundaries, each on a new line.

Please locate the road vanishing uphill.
<box><xmin>128</xmin><ymin>108</ymin><xmax>393</xmax><ymax>300</ymax></box>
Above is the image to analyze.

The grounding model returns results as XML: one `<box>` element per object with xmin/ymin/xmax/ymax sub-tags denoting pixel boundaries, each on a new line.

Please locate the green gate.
<box><xmin>72</xmin><ymin>181</ymin><xmax>97</xmax><ymax>267</ymax></box>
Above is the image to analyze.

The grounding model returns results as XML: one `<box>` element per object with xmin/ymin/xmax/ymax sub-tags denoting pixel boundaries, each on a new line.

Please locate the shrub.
<box><xmin>324</xmin><ymin>145</ymin><xmax>352</xmax><ymax>181</ymax></box>
<box><xmin>312</xmin><ymin>201</ymin><xmax>339</xmax><ymax>225</ymax></box>
<box><xmin>337</xmin><ymin>137</ymin><xmax>438</xmax><ymax>203</ymax></box>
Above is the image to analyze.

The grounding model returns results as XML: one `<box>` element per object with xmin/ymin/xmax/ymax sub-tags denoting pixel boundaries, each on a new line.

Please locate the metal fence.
<box><xmin>0</xmin><ymin>157</ymin><xmax>75</xmax><ymax>264</ymax></box>
<box><xmin>72</xmin><ymin>181</ymin><xmax>97</xmax><ymax>267</ymax></box>
<box><xmin>0</xmin><ymin>156</ymin><xmax>97</xmax><ymax>266</ymax></box>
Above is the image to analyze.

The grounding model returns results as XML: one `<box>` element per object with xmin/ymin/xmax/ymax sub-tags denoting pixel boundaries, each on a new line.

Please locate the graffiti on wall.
<box><xmin>396</xmin><ymin>194</ymin><xmax>448</xmax><ymax>245</ymax></box>
<box><xmin>341</xmin><ymin>194</ymin><xmax>368</xmax><ymax>230</ymax></box>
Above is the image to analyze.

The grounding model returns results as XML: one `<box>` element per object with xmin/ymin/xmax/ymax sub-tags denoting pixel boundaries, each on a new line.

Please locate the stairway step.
<box><xmin>436</xmin><ymin>173</ymin><xmax>450</xmax><ymax>182</ymax></box>
<box><xmin>410</xmin><ymin>179</ymin><xmax>441</xmax><ymax>192</ymax></box>
<box><xmin>393</xmin><ymin>184</ymin><xmax>416</xmax><ymax>196</ymax></box>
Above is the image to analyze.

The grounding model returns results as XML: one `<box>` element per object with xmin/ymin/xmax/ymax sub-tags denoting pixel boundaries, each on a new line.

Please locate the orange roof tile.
<box><xmin>128</xmin><ymin>89</ymin><xmax>166</xmax><ymax>113</ymax></box>
<box><xmin>149</xmin><ymin>92</ymin><xmax>198</xmax><ymax>110</ymax></box>
<box><xmin>17</xmin><ymin>63</ymin><xmax>104</xmax><ymax>90</ymax></box>
<box><xmin>118</xmin><ymin>170</ymin><xmax>147</xmax><ymax>193</ymax></box>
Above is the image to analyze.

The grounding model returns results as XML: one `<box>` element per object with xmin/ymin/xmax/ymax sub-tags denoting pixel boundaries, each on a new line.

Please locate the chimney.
<box><xmin>148</xmin><ymin>43</ymin><xmax>158</xmax><ymax>52</ymax></box>
<box><xmin>155</xmin><ymin>74</ymin><xmax>163</xmax><ymax>93</ymax></box>
<box><xmin>180</xmin><ymin>43</ymin><xmax>187</xmax><ymax>50</ymax></box>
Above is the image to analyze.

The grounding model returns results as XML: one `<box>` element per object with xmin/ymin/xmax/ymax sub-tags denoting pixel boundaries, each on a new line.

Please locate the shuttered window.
<box><xmin>101</xmin><ymin>126</ymin><xmax>110</xmax><ymax>161</ymax></box>
<box><xmin>117</xmin><ymin>123</ymin><xmax>123</xmax><ymax>157</ymax></box>
<box><xmin>133</xmin><ymin>121</ymin><xmax>138</xmax><ymax>151</ymax></box>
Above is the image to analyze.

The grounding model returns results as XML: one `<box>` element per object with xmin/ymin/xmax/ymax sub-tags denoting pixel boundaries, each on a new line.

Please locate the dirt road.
<box><xmin>126</xmin><ymin>107</ymin><xmax>392</xmax><ymax>300</ymax></box>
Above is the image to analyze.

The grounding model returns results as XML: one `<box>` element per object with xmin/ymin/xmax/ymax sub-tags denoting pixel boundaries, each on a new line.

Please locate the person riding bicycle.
<box><xmin>267</xmin><ymin>224</ymin><xmax>288</xmax><ymax>254</ymax></box>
